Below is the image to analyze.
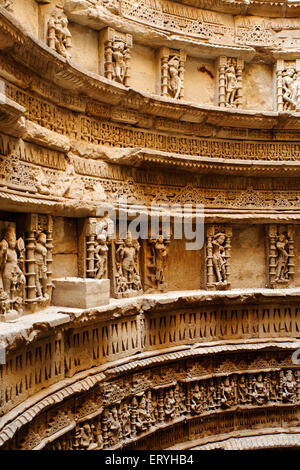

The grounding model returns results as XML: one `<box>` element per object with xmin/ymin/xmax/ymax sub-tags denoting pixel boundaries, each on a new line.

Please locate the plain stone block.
<box><xmin>52</xmin><ymin>278</ymin><xmax>110</xmax><ymax>309</ymax></box>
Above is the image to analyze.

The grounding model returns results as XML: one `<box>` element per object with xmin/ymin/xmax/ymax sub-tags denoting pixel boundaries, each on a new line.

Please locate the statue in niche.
<box><xmin>47</xmin><ymin>9</ymin><xmax>72</xmax><ymax>59</ymax></box>
<box><xmin>237</xmin><ymin>375</ymin><xmax>249</xmax><ymax>404</ymax></box>
<box><xmin>275</xmin><ymin>232</ymin><xmax>289</xmax><ymax>281</ymax></box>
<box><xmin>282</xmin><ymin>68</ymin><xmax>299</xmax><ymax>110</ymax></box>
<box><xmin>150</xmin><ymin>235</ymin><xmax>169</xmax><ymax>291</ymax></box>
<box><xmin>190</xmin><ymin>383</ymin><xmax>205</xmax><ymax>414</ymax></box>
<box><xmin>164</xmin><ymin>389</ymin><xmax>176</xmax><ymax>421</ymax></box>
<box><xmin>220</xmin><ymin>377</ymin><xmax>235</xmax><ymax>408</ymax></box>
<box><xmin>269</xmin><ymin>372</ymin><xmax>279</xmax><ymax>403</ymax></box>
<box><xmin>121</xmin><ymin>402</ymin><xmax>131</xmax><ymax>440</ymax></box>
<box><xmin>282</xmin><ymin>370</ymin><xmax>297</xmax><ymax>403</ymax></box>
<box><xmin>112</xmin><ymin>41</ymin><xmax>128</xmax><ymax>84</ymax></box>
<box><xmin>115</xmin><ymin>232</ymin><xmax>142</xmax><ymax>294</ymax></box>
<box><xmin>225</xmin><ymin>64</ymin><xmax>238</xmax><ymax>107</ymax></box>
<box><xmin>176</xmin><ymin>385</ymin><xmax>187</xmax><ymax>415</ymax></box>
<box><xmin>75</xmin><ymin>424</ymin><xmax>94</xmax><ymax>450</ymax></box>
<box><xmin>34</xmin><ymin>232</ymin><xmax>48</xmax><ymax>299</ymax></box>
<box><xmin>135</xmin><ymin>394</ymin><xmax>152</xmax><ymax>433</ymax></box>
<box><xmin>0</xmin><ymin>224</ymin><xmax>25</xmax><ymax>317</ymax></box>
<box><xmin>252</xmin><ymin>374</ymin><xmax>269</xmax><ymax>405</ymax></box>
<box><xmin>94</xmin><ymin>233</ymin><xmax>108</xmax><ymax>279</ymax></box>
<box><xmin>167</xmin><ymin>55</ymin><xmax>182</xmax><ymax>100</ymax></box>
<box><xmin>207</xmin><ymin>379</ymin><xmax>217</xmax><ymax>410</ymax></box>
<box><xmin>106</xmin><ymin>407</ymin><xmax>121</xmax><ymax>446</ymax></box>
<box><xmin>212</xmin><ymin>232</ymin><xmax>227</xmax><ymax>284</ymax></box>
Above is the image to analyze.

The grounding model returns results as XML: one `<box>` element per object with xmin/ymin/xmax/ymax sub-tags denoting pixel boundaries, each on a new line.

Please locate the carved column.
<box><xmin>178</xmin><ymin>51</ymin><xmax>187</xmax><ymax>100</ymax></box>
<box><xmin>206</xmin><ymin>225</ymin><xmax>214</xmax><ymax>288</ymax></box>
<box><xmin>46</xmin><ymin>216</ymin><xmax>53</xmax><ymax>298</ymax></box>
<box><xmin>236</xmin><ymin>58</ymin><xmax>244</xmax><ymax>109</ymax></box>
<box><xmin>24</xmin><ymin>214</ymin><xmax>38</xmax><ymax>302</ymax></box>
<box><xmin>217</xmin><ymin>56</ymin><xmax>227</xmax><ymax>107</ymax></box>
<box><xmin>159</xmin><ymin>47</ymin><xmax>169</xmax><ymax>97</ymax></box>
<box><xmin>268</xmin><ymin>224</ymin><xmax>277</xmax><ymax>285</ymax></box>
<box><xmin>276</xmin><ymin>60</ymin><xmax>284</xmax><ymax>112</ymax></box>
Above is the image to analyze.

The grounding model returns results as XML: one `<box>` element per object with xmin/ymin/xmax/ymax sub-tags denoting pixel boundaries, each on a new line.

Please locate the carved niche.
<box><xmin>141</xmin><ymin>234</ymin><xmax>170</xmax><ymax>293</ymax></box>
<box><xmin>268</xmin><ymin>225</ymin><xmax>294</xmax><ymax>288</ymax></box>
<box><xmin>276</xmin><ymin>59</ymin><xmax>300</xmax><ymax>112</ymax></box>
<box><xmin>0</xmin><ymin>214</ymin><xmax>53</xmax><ymax>321</ymax></box>
<box><xmin>100</xmin><ymin>28</ymin><xmax>132</xmax><ymax>86</ymax></box>
<box><xmin>47</xmin><ymin>6</ymin><xmax>72</xmax><ymax>59</ymax></box>
<box><xmin>109</xmin><ymin>229</ymin><xmax>143</xmax><ymax>298</ymax></box>
<box><xmin>206</xmin><ymin>225</ymin><xmax>232</xmax><ymax>290</ymax></box>
<box><xmin>217</xmin><ymin>56</ymin><xmax>244</xmax><ymax>108</ymax></box>
<box><xmin>158</xmin><ymin>47</ymin><xmax>186</xmax><ymax>100</ymax></box>
<box><xmin>78</xmin><ymin>216</ymin><xmax>113</xmax><ymax>280</ymax></box>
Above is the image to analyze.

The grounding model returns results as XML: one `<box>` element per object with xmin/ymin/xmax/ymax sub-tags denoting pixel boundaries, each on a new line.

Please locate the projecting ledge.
<box><xmin>52</xmin><ymin>277</ymin><xmax>110</xmax><ymax>309</ymax></box>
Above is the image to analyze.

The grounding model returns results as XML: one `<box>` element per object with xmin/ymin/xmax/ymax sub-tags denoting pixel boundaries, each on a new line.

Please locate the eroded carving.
<box><xmin>47</xmin><ymin>7</ymin><xmax>72</xmax><ymax>59</ymax></box>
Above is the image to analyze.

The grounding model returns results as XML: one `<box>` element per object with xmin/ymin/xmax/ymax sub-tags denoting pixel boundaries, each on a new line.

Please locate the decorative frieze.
<box><xmin>218</xmin><ymin>57</ymin><xmax>244</xmax><ymax>108</ymax></box>
<box><xmin>268</xmin><ymin>225</ymin><xmax>294</xmax><ymax>288</ymax></box>
<box><xmin>158</xmin><ymin>47</ymin><xmax>186</xmax><ymax>100</ymax></box>
<box><xmin>206</xmin><ymin>225</ymin><xmax>232</xmax><ymax>290</ymax></box>
<box><xmin>100</xmin><ymin>27</ymin><xmax>132</xmax><ymax>86</ymax></box>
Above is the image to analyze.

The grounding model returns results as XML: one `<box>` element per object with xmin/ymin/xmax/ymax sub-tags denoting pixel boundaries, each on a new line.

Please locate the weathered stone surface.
<box><xmin>52</xmin><ymin>278</ymin><xmax>110</xmax><ymax>309</ymax></box>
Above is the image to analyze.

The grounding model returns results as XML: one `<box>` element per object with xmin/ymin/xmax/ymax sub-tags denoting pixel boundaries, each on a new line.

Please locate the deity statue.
<box><xmin>220</xmin><ymin>377</ymin><xmax>235</xmax><ymax>408</ymax></box>
<box><xmin>107</xmin><ymin>407</ymin><xmax>121</xmax><ymax>446</ymax></box>
<box><xmin>94</xmin><ymin>234</ymin><xmax>108</xmax><ymax>279</ymax></box>
<box><xmin>252</xmin><ymin>374</ymin><xmax>269</xmax><ymax>405</ymax></box>
<box><xmin>275</xmin><ymin>232</ymin><xmax>289</xmax><ymax>281</ymax></box>
<box><xmin>212</xmin><ymin>232</ymin><xmax>227</xmax><ymax>284</ymax></box>
<box><xmin>282</xmin><ymin>370</ymin><xmax>297</xmax><ymax>403</ymax></box>
<box><xmin>269</xmin><ymin>372</ymin><xmax>279</xmax><ymax>403</ymax></box>
<box><xmin>282</xmin><ymin>68</ymin><xmax>299</xmax><ymax>110</ymax></box>
<box><xmin>115</xmin><ymin>232</ymin><xmax>142</xmax><ymax>293</ymax></box>
<box><xmin>135</xmin><ymin>394</ymin><xmax>152</xmax><ymax>432</ymax></box>
<box><xmin>112</xmin><ymin>41</ymin><xmax>127</xmax><ymax>84</ymax></box>
<box><xmin>47</xmin><ymin>9</ymin><xmax>72</xmax><ymax>59</ymax></box>
<box><xmin>34</xmin><ymin>168</ymin><xmax>51</xmax><ymax>196</ymax></box>
<box><xmin>164</xmin><ymin>389</ymin><xmax>176</xmax><ymax>421</ymax></box>
<box><xmin>225</xmin><ymin>64</ymin><xmax>238</xmax><ymax>107</ymax></box>
<box><xmin>121</xmin><ymin>402</ymin><xmax>131</xmax><ymax>440</ymax></box>
<box><xmin>34</xmin><ymin>232</ymin><xmax>48</xmax><ymax>299</ymax></box>
<box><xmin>0</xmin><ymin>224</ymin><xmax>25</xmax><ymax>316</ymax></box>
<box><xmin>237</xmin><ymin>375</ymin><xmax>249</xmax><ymax>405</ymax></box>
<box><xmin>190</xmin><ymin>383</ymin><xmax>205</xmax><ymax>415</ymax></box>
<box><xmin>168</xmin><ymin>56</ymin><xmax>182</xmax><ymax>99</ymax></box>
<box><xmin>207</xmin><ymin>378</ymin><xmax>217</xmax><ymax>409</ymax></box>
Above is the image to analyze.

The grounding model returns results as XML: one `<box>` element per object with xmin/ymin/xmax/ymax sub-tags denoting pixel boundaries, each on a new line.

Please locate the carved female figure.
<box><xmin>152</xmin><ymin>235</ymin><xmax>168</xmax><ymax>290</ymax></box>
<box><xmin>282</xmin><ymin>68</ymin><xmax>298</xmax><ymax>110</ymax></box>
<box><xmin>275</xmin><ymin>233</ymin><xmax>289</xmax><ymax>281</ymax></box>
<box><xmin>0</xmin><ymin>224</ymin><xmax>25</xmax><ymax>306</ymax></box>
<box><xmin>212</xmin><ymin>232</ymin><xmax>227</xmax><ymax>283</ymax></box>
<box><xmin>225</xmin><ymin>65</ymin><xmax>238</xmax><ymax>107</ymax></box>
<box><xmin>34</xmin><ymin>232</ymin><xmax>48</xmax><ymax>299</ymax></box>
<box><xmin>168</xmin><ymin>56</ymin><xmax>182</xmax><ymax>99</ymax></box>
<box><xmin>135</xmin><ymin>395</ymin><xmax>151</xmax><ymax>432</ymax></box>
<box><xmin>94</xmin><ymin>234</ymin><xmax>108</xmax><ymax>279</ymax></box>
<box><xmin>112</xmin><ymin>41</ymin><xmax>127</xmax><ymax>84</ymax></box>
